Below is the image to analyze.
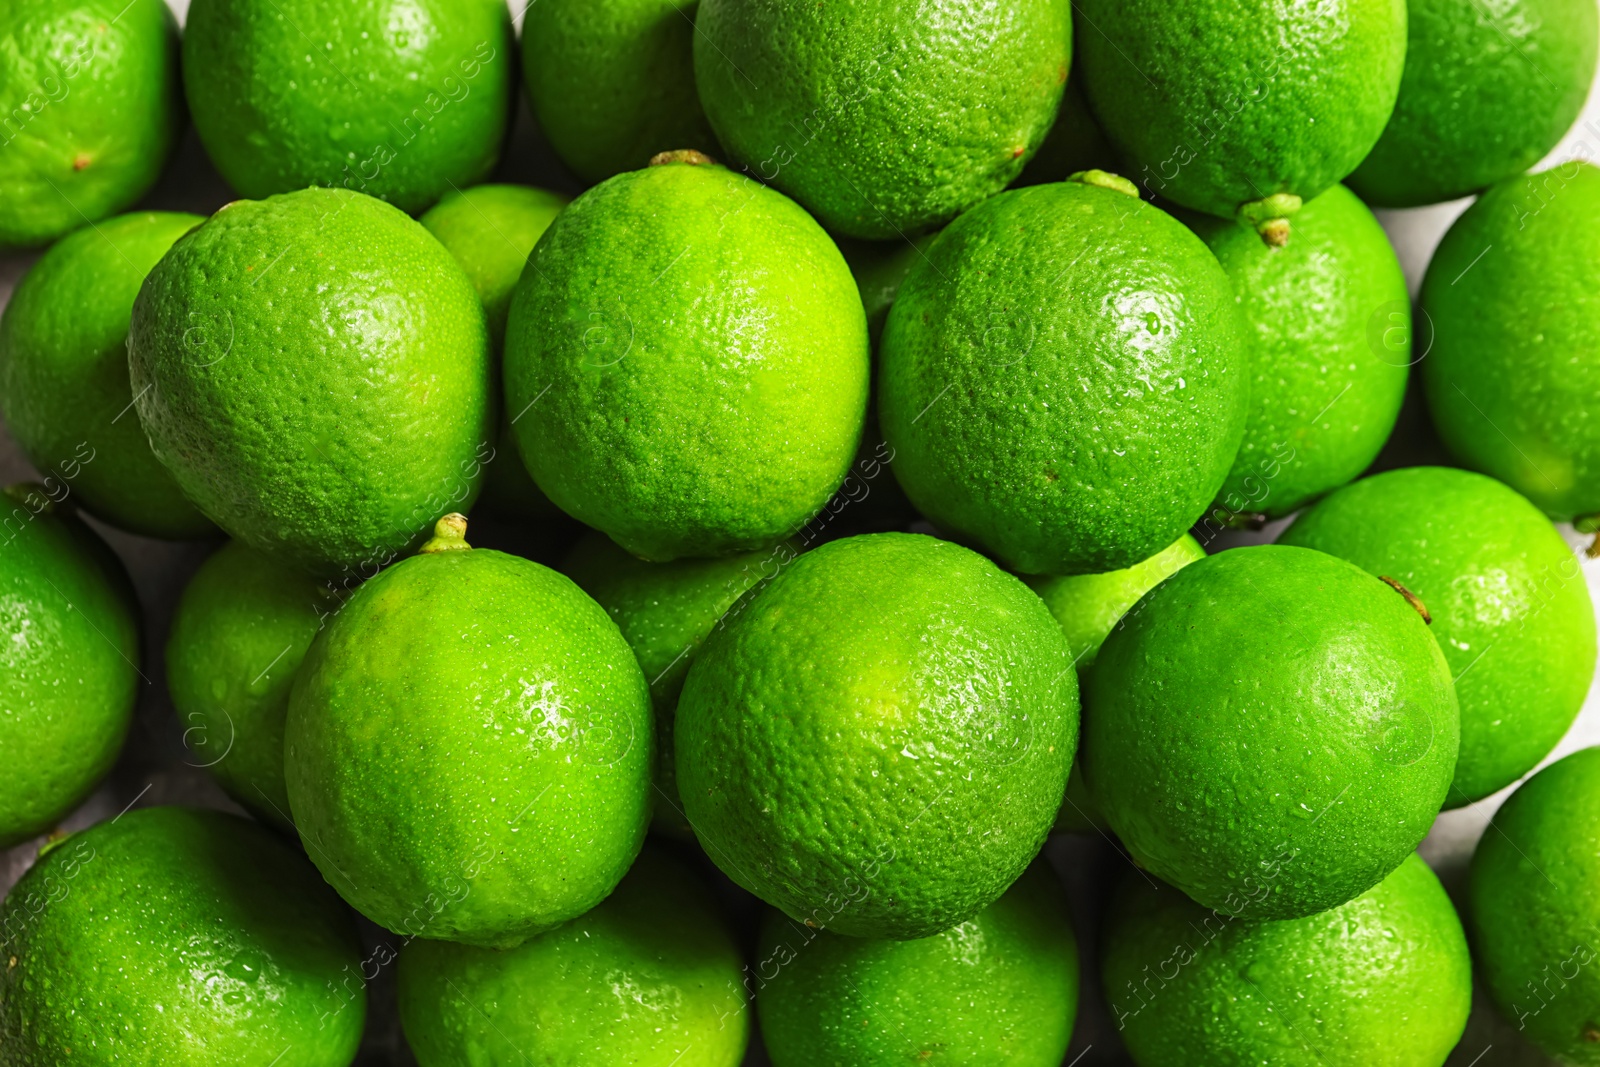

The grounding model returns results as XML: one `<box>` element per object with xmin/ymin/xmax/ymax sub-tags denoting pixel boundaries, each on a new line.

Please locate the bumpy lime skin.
<box><xmin>676</xmin><ymin>533</ymin><xmax>1078</xmax><ymax>941</ymax></box>
<box><xmin>1349</xmin><ymin>0</ymin><xmax>1598</xmax><ymax>207</ymax></box>
<box><xmin>128</xmin><ymin>187</ymin><xmax>493</xmax><ymax>578</ymax></box>
<box><xmin>1076</xmin><ymin>0</ymin><xmax>1406</xmax><ymax>220</ymax></box>
<box><xmin>693</xmin><ymin>0</ymin><xmax>1071</xmax><ymax>239</ymax></box>
<box><xmin>1104</xmin><ymin>854</ymin><xmax>1470</xmax><ymax>1066</ymax></box>
<box><xmin>0</xmin><ymin>807</ymin><xmax>365</xmax><ymax>1066</ymax></box>
<box><xmin>504</xmin><ymin>161</ymin><xmax>869</xmax><ymax>562</ymax></box>
<box><xmin>1422</xmin><ymin>163</ymin><xmax>1600</xmax><ymax>521</ymax></box>
<box><xmin>0</xmin><ymin>0</ymin><xmax>181</xmax><ymax>249</ymax></box>
<box><xmin>1084</xmin><ymin>545</ymin><xmax>1459</xmax><ymax>921</ymax></box>
<box><xmin>284</xmin><ymin>545</ymin><xmax>654</xmax><ymax>949</ymax></box>
<box><xmin>522</xmin><ymin>0</ymin><xmax>718</xmax><ymax>184</ymax></box>
<box><xmin>1469</xmin><ymin>747</ymin><xmax>1600</xmax><ymax>1063</ymax></box>
<box><xmin>0</xmin><ymin>498</ymin><xmax>137</xmax><ymax>849</ymax></box>
<box><xmin>0</xmin><ymin>212</ymin><xmax>212</xmax><ymax>538</ymax></box>
<box><xmin>880</xmin><ymin>181</ymin><xmax>1247</xmax><ymax>575</ymax></box>
<box><xmin>399</xmin><ymin>849</ymin><xmax>748</xmax><ymax>1067</ymax></box>
<box><xmin>1189</xmin><ymin>185</ymin><xmax>1410</xmax><ymax>519</ymax></box>
<box><xmin>1283</xmin><ymin>467</ymin><xmax>1595</xmax><ymax>805</ymax></box>
<box><xmin>182</xmin><ymin>0</ymin><xmax>513</xmax><ymax>215</ymax></box>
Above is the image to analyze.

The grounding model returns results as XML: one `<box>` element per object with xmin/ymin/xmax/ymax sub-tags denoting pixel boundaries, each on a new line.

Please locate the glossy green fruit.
<box><xmin>0</xmin><ymin>807</ymin><xmax>365</xmax><ymax>1065</ymax></box>
<box><xmin>504</xmin><ymin>157</ymin><xmax>869</xmax><ymax>561</ymax></box>
<box><xmin>0</xmin><ymin>488</ymin><xmax>138</xmax><ymax>849</ymax></box>
<box><xmin>1469</xmin><ymin>747</ymin><xmax>1600</xmax><ymax>1063</ymax></box>
<box><xmin>1422</xmin><ymin>162</ymin><xmax>1600</xmax><ymax>521</ymax></box>
<box><xmin>758</xmin><ymin>862</ymin><xmax>1078</xmax><ymax>1066</ymax></box>
<box><xmin>183</xmin><ymin>0</ymin><xmax>514</xmax><ymax>214</ymax></box>
<box><xmin>1348</xmin><ymin>0</ymin><xmax>1598</xmax><ymax>207</ymax></box>
<box><xmin>880</xmin><ymin>177</ymin><xmax>1247</xmax><ymax>575</ymax></box>
<box><xmin>677</xmin><ymin>533</ymin><xmax>1077</xmax><ymax>940</ymax></box>
<box><xmin>1283</xmin><ymin>467</ymin><xmax>1595</xmax><ymax>805</ymax></box>
<box><xmin>1077</xmin><ymin>0</ymin><xmax>1406</xmax><ymax>241</ymax></box>
<box><xmin>522</xmin><ymin>0</ymin><xmax>718</xmax><ymax>183</ymax></box>
<box><xmin>1084</xmin><ymin>545</ymin><xmax>1459</xmax><ymax>920</ymax></box>
<box><xmin>0</xmin><ymin>0</ymin><xmax>181</xmax><ymax>249</ymax></box>
<box><xmin>1188</xmin><ymin>185</ymin><xmax>1410</xmax><ymax>519</ymax></box>
<box><xmin>398</xmin><ymin>848</ymin><xmax>748</xmax><ymax>1066</ymax></box>
<box><xmin>129</xmin><ymin>187</ymin><xmax>493</xmax><ymax>578</ymax></box>
<box><xmin>694</xmin><ymin>0</ymin><xmax>1071</xmax><ymax>238</ymax></box>
<box><xmin>0</xmin><ymin>212</ymin><xmax>212</xmax><ymax>538</ymax></box>
<box><xmin>284</xmin><ymin>516</ymin><xmax>653</xmax><ymax>949</ymax></box>
<box><xmin>1104</xmin><ymin>854</ymin><xmax>1470</xmax><ymax>1065</ymax></box>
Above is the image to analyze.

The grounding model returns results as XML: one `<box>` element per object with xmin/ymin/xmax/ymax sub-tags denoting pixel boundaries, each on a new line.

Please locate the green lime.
<box><xmin>757</xmin><ymin>861</ymin><xmax>1078</xmax><ymax>1066</ymax></box>
<box><xmin>693</xmin><ymin>0</ymin><xmax>1072</xmax><ymax>238</ymax></box>
<box><xmin>1084</xmin><ymin>544</ymin><xmax>1458</xmax><ymax>920</ymax></box>
<box><xmin>128</xmin><ymin>187</ymin><xmax>493</xmax><ymax>578</ymax></box>
<box><xmin>522</xmin><ymin>0</ymin><xmax>718</xmax><ymax>184</ymax></box>
<box><xmin>1349</xmin><ymin>0</ymin><xmax>1598</xmax><ymax>207</ymax></box>
<box><xmin>0</xmin><ymin>211</ymin><xmax>212</xmax><ymax>539</ymax></box>
<box><xmin>1015</xmin><ymin>70</ymin><xmax>1119</xmax><ymax>187</ymax></box>
<box><xmin>676</xmin><ymin>532</ymin><xmax>1077</xmax><ymax>940</ymax></box>
<box><xmin>1283</xmin><ymin>467</ymin><xmax>1595</xmax><ymax>805</ymax></box>
<box><xmin>1421</xmin><ymin>162</ymin><xmax>1600</xmax><ymax>521</ymax></box>
<box><xmin>879</xmin><ymin>177</ymin><xmax>1247</xmax><ymax>575</ymax></box>
<box><xmin>1077</xmin><ymin>0</ymin><xmax>1406</xmax><ymax>242</ymax></box>
<box><xmin>1469</xmin><ymin>746</ymin><xmax>1600</xmax><ymax>1062</ymax></box>
<box><xmin>504</xmin><ymin>156</ymin><xmax>869</xmax><ymax>562</ymax></box>
<box><xmin>398</xmin><ymin>847</ymin><xmax>748</xmax><ymax>1066</ymax></box>
<box><xmin>284</xmin><ymin>515</ymin><xmax>653</xmax><ymax>949</ymax></box>
<box><xmin>1104</xmin><ymin>854</ymin><xmax>1470</xmax><ymax>1065</ymax></box>
<box><xmin>182</xmin><ymin>0</ymin><xmax>514</xmax><ymax>215</ymax></box>
<box><xmin>0</xmin><ymin>806</ymin><xmax>365</xmax><ymax>1064</ymax></box>
<box><xmin>167</xmin><ymin>540</ymin><xmax>342</xmax><ymax>830</ymax></box>
<box><xmin>0</xmin><ymin>0</ymin><xmax>181</xmax><ymax>249</ymax></box>
<box><xmin>1187</xmin><ymin>185</ymin><xmax>1410</xmax><ymax>519</ymax></box>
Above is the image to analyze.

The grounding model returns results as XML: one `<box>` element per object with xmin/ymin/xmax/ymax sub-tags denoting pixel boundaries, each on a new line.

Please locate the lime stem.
<box><xmin>1379</xmin><ymin>576</ymin><xmax>1431</xmax><ymax>624</ymax></box>
<box><xmin>649</xmin><ymin>149</ymin><xmax>718</xmax><ymax>167</ymax></box>
<box><xmin>420</xmin><ymin>513</ymin><xmax>471</xmax><ymax>554</ymax></box>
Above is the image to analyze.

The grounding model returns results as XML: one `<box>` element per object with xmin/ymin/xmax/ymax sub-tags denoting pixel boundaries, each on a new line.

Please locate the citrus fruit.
<box><xmin>0</xmin><ymin>211</ymin><xmax>212</xmax><ymax>539</ymax></box>
<box><xmin>1348</xmin><ymin>0</ymin><xmax>1599</xmax><ymax>207</ymax></box>
<box><xmin>128</xmin><ymin>186</ymin><xmax>493</xmax><ymax>578</ymax></box>
<box><xmin>1083</xmin><ymin>544</ymin><xmax>1458</xmax><ymax>920</ymax></box>
<box><xmin>879</xmin><ymin>176</ymin><xmax>1247</xmax><ymax>575</ymax></box>
<box><xmin>0</xmin><ymin>0</ymin><xmax>181</xmax><ymax>249</ymax></box>
<box><xmin>757</xmin><ymin>861</ymin><xmax>1078</xmax><ymax>1066</ymax></box>
<box><xmin>504</xmin><ymin>155</ymin><xmax>869</xmax><ymax>562</ymax></box>
<box><xmin>1016</xmin><ymin>71</ymin><xmax>1118</xmax><ymax>187</ymax></box>
<box><xmin>182</xmin><ymin>0</ymin><xmax>514</xmax><ymax>214</ymax></box>
<box><xmin>1468</xmin><ymin>746</ymin><xmax>1600</xmax><ymax>1063</ymax></box>
<box><xmin>167</xmin><ymin>540</ymin><xmax>342</xmax><ymax>831</ymax></box>
<box><xmin>0</xmin><ymin>806</ymin><xmax>365</xmax><ymax>1065</ymax></box>
<box><xmin>284</xmin><ymin>515</ymin><xmax>653</xmax><ymax>949</ymax></box>
<box><xmin>398</xmin><ymin>847</ymin><xmax>748</xmax><ymax>1066</ymax></box>
<box><xmin>1104</xmin><ymin>853</ymin><xmax>1470</xmax><ymax>1065</ymax></box>
<box><xmin>1076</xmin><ymin>0</ymin><xmax>1406</xmax><ymax>242</ymax></box>
<box><xmin>522</xmin><ymin>0</ymin><xmax>718</xmax><ymax>184</ymax></box>
<box><xmin>1187</xmin><ymin>185</ymin><xmax>1410</xmax><ymax>519</ymax></box>
<box><xmin>1421</xmin><ymin>162</ymin><xmax>1600</xmax><ymax>521</ymax></box>
<box><xmin>1282</xmin><ymin>466</ymin><xmax>1595</xmax><ymax>805</ymax></box>
<box><xmin>675</xmin><ymin>532</ymin><xmax>1078</xmax><ymax>940</ymax></box>
<box><xmin>693</xmin><ymin>0</ymin><xmax>1072</xmax><ymax>238</ymax></box>
<box><xmin>0</xmin><ymin>486</ymin><xmax>138</xmax><ymax>849</ymax></box>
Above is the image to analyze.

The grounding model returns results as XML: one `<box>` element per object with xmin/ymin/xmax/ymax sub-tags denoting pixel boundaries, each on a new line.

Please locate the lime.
<box><xmin>1084</xmin><ymin>544</ymin><xmax>1458</xmax><ymax>919</ymax></box>
<box><xmin>504</xmin><ymin>156</ymin><xmax>869</xmax><ymax>562</ymax></box>
<box><xmin>676</xmin><ymin>532</ymin><xmax>1077</xmax><ymax>940</ymax></box>
<box><xmin>182</xmin><ymin>0</ymin><xmax>514</xmax><ymax>215</ymax></box>
<box><xmin>284</xmin><ymin>515</ymin><xmax>653</xmax><ymax>949</ymax></box>
<box><xmin>879</xmin><ymin>177</ymin><xmax>1247</xmax><ymax>575</ymax></box>
<box><xmin>398</xmin><ymin>848</ymin><xmax>748</xmax><ymax>1066</ymax></box>
<box><xmin>128</xmin><ymin>186</ymin><xmax>493</xmax><ymax>578</ymax></box>
<box><xmin>0</xmin><ymin>806</ymin><xmax>364</xmax><ymax>1064</ymax></box>
<box><xmin>694</xmin><ymin>0</ymin><xmax>1071</xmax><ymax>238</ymax></box>
<box><xmin>0</xmin><ymin>0</ymin><xmax>181</xmax><ymax>249</ymax></box>
<box><xmin>1105</xmin><ymin>854</ymin><xmax>1470</xmax><ymax>1065</ymax></box>
<box><xmin>1016</xmin><ymin>71</ymin><xmax>1118</xmax><ymax>187</ymax></box>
